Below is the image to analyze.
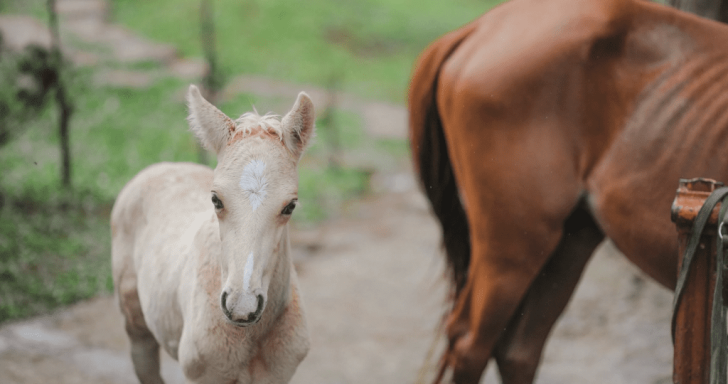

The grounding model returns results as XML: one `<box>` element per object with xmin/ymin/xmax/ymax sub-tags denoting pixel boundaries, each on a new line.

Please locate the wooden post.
<box><xmin>671</xmin><ymin>178</ymin><xmax>723</xmax><ymax>384</ymax></box>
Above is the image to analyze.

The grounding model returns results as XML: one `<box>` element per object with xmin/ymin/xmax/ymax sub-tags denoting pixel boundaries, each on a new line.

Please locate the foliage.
<box><xmin>0</xmin><ymin>42</ymin><xmax>58</xmax><ymax>147</ymax></box>
<box><xmin>0</xmin><ymin>0</ymin><xmax>76</xmax><ymax>187</ymax></box>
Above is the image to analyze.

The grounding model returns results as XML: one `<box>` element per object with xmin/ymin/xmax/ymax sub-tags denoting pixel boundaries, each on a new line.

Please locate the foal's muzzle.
<box><xmin>221</xmin><ymin>291</ymin><xmax>265</xmax><ymax>326</ymax></box>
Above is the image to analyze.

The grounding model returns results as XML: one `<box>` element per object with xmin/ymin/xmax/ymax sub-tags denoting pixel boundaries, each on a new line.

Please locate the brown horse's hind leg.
<box><xmin>444</xmin><ymin>229</ymin><xmax>565</xmax><ymax>383</ymax></box>
<box><xmin>440</xmin><ymin>179</ymin><xmax>585</xmax><ymax>383</ymax></box>
<box><xmin>493</xmin><ymin>205</ymin><xmax>604</xmax><ymax>384</ymax></box>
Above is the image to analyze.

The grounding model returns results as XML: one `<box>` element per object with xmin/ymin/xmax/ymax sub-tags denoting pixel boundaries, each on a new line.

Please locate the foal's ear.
<box><xmin>186</xmin><ymin>85</ymin><xmax>235</xmax><ymax>154</ymax></box>
<box><xmin>281</xmin><ymin>92</ymin><xmax>316</xmax><ymax>159</ymax></box>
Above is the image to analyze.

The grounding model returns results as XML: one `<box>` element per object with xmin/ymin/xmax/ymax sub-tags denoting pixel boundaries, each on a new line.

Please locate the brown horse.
<box><xmin>409</xmin><ymin>0</ymin><xmax>728</xmax><ymax>382</ymax></box>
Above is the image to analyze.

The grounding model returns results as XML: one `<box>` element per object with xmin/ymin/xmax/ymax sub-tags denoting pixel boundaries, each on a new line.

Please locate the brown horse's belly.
<box><xmin>587</xmin><ymin>55</ymin><xmax>728</xmax><ymax>290</ymax></box>
<box><xmin>587</xmin><ymin>168</ymin><xmax>679</xmax><ymax>289</ymax></box>
<box><xmin>585</xmin><ymin>121</ymin><xmax>714</xmax><ymax>289</ymax></box>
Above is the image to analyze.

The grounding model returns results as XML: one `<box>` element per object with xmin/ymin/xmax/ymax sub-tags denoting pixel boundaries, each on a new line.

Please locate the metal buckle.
<box><xmin>721</xmin><ymin>219</ymin><xmax>728</xmax><ymax>246</ymax></box>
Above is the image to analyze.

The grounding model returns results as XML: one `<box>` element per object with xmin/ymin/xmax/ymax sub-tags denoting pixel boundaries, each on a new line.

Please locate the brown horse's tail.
<box><xmin>409</xmin><ymin>23</ymin><xmax>477</xmax><ymax>299</ymax></box>
<box><xmin>409</xmin><ymin>24</ymin><xmax>478</xmax><ymax>382</ymax></box>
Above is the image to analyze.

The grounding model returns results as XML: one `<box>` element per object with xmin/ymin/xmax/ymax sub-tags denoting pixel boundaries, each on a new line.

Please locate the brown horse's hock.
<box><xmin>409</xmin><ymin>0</ymin><xmax>728</xmax><ymax>382</ymax></box>
<box><xmin>671</xmin><ymin>179</ymin><xmax>728</xmax><ymax>384</ymax></box>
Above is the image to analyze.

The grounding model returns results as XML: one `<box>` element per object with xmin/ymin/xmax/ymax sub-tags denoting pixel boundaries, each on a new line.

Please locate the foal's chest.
<box><xmin>179</xmin><ymin>331</ymin><xmax>267</xmax><ymax>384</ymax></box>
<box><xmin>178</xmin><ymin>299</ymin><xmax>308</xmax><ymax>384</ymax></box>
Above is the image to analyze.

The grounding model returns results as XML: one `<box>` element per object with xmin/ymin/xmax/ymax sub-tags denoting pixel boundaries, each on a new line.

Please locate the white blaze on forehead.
<box><xmin>243</xmin><ymin>252</ymin><xmax>254</xmax><ymax>291</ymax></box>
<box><xmin>239</xmin><ymin>159</ymin><xmax>268</xmax><ymax>211</ymax></box>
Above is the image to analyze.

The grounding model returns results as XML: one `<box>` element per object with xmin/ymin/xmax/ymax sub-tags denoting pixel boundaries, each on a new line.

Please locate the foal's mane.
<box><xmin>230</xmin><ymin>111</ymin><xmax>283</xmax><ymax>144</ymax></box>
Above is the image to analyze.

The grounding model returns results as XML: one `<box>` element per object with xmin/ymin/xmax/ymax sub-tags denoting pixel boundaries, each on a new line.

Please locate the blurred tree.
<box><xmin>198</xmin><ymin>0</ymin><xmax>225</xmax><ymax>164</ymax></box>
<box><xmin>0</xmin><ymin>31</ymin><xmax>20</xmax><ymax>148</ymax></box>
<box><xmin>319</xmin><ymin>74</ymin><xmax>343</xmax><ymax>169</ymax></box>
<box><xmin>200</xmin><ymin>0</ymin><xmax>224</xmax><ymax>101</ymax></box>
<box><xmin>0</xmin><ymin>32</ymin><xmax>58</xmax><ymax>212</ymax></box>
<box><xmin>0</xmin><ymin>38</ymin><xmax>57</xmax><ymax>148</ymax></box>
<box><xmin>46</xmin><ymin>0</ymin><xmax>74</xmax><ymax>188</ymax></box>
<box><xmin>668</xmin><ymin>0</ymin><xmax>728</xmax><ymax>22</ymax></box>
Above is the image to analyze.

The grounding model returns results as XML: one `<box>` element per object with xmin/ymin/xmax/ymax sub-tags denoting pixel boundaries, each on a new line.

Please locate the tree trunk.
<box><xmin>59</xmin><ymin>95</ymin><xmax>72</xmax><ymax>187</ymax></box>
<box><xmin>47</xmin><ymin>0</ymin><xmax>74</xmax><ymax>188</ymax></box>
<box><xmin>198</xmin><ymin>0</ymin><xmax>221</xmax><ymax>165</ymax></box>
<box><xmin>668</xmin><ymin>0</ymin><xmax>728</xmax><ymax>23</ymax></box>
<box><xmin>200</xmin><ymin>0</ymin><xmax>220</xmax><ymax>100</ymax></box>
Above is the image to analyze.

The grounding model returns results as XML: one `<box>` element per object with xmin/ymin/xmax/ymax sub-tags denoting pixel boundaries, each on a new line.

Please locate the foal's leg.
<box><xmin>493</xmin><ymin>206</ymin><xmax>604</xmax><ymax>384</ymax></box>
<box><xmin>127</xmin><ymin>323</ymin><xmax>164</xmax><ymax>384</ymax></box>
<box><xmin>118</xmin><ymin>278</ymin><xmax>165</xmax><ymax>384</ymax></box>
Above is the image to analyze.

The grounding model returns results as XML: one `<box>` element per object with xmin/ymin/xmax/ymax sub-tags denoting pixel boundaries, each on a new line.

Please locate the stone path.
<box><xmin>0</xmin><ymin>15</ymin><xmax>51</xmax><ymax>51</ymax></box>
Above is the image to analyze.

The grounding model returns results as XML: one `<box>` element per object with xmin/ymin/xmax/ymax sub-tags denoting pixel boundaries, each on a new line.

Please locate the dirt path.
<box><xmin>0</xmin><ymin>169</ymin><xmax>674</xmax><ymax>383</ymax></box>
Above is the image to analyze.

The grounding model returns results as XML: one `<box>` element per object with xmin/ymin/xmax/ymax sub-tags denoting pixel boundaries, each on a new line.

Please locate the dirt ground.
<box><xmin>0</xmin><ymin>168</ymin><xmax>674</xmax><ymax>384</ymax></box>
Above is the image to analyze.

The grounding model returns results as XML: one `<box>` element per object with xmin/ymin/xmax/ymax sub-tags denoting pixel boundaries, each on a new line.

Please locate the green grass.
<box><xmin>0</xmin><ymin>192</ymin><xmax>113</xmax><ymax>321</ymax></box>
<box><xmin>0</xmin><ymin>0</ymin><xmax>46</xmax><ymax>18</ymax></box>
<box><xmin>110</xmin><ymin>0</ymin><xmax>499</xmax><ymax>103</ymax></box>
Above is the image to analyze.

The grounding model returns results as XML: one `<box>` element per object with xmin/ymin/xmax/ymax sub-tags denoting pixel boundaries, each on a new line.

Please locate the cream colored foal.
<box><xmin>112</xmin><ymin>85</ymin><xmax>312</xmax><ymax>383</ymax></box>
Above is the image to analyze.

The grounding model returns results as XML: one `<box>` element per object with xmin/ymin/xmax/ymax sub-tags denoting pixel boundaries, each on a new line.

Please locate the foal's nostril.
<box><xmin>256</xmin><ymin>294</ymin><xmax>264</xmax><ymax>314</ymax></box>
<box><xmin>248</xmin><ymin>294</ymin><xmax>265</xmax><ymax>322</ymax></box>
<box><xmin>221</xmin><ymin>292</ymin><xmax>264</xmax><ymax>324</ymax></box>
<box><xmin>221</xmin><ymin>291</ymin><xmax>230</xmax><ymax>317</ymax></box>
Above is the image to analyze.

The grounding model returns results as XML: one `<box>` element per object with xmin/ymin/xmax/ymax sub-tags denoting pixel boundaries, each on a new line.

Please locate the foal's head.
<box><xmin>186</xmin><ymin>85</ymin><xmax>315</xmax><ymax>326</ymax></box>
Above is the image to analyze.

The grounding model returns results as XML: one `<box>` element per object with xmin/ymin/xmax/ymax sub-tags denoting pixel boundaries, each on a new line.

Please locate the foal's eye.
<box><xmin>281</xmin><ymin>200</ymin><xmax>297</xmax><ymax>215</ymax></box>
<box><xmin>211</xmin><ymin>194</ymin><xmax>224</xmax><ymax>210</ymax></box>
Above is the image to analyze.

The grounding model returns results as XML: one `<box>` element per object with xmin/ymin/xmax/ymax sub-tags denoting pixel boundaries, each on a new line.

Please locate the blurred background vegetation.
<box><xmin>0</xmin><ymin>0</ymin><xmax>500</xmax><ymax>323</ymax></box>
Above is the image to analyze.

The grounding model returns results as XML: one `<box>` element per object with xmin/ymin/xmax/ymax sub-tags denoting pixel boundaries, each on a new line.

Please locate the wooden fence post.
<box><xmin>671</xmin><ymin>178</ymin><xmax>725</xmax><ymax>384</ymax></box>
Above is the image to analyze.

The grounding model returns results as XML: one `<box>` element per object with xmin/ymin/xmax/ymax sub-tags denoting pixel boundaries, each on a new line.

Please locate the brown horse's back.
<box><xmin>409</xmin><ymin>0</ymin><xmax>728</xmax><ymax>381</ymax></box>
